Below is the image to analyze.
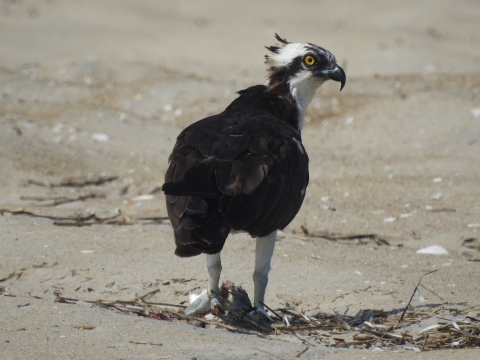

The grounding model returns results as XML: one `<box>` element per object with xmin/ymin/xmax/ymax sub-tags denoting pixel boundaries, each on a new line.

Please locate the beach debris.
<box><xmin>72</xmin><ymin>325</ymin><xmax>95</xmax><ymax>330</ymax></box>
<box><xmin>92</xmin><ymin>133</ymin><xmax>109</xmax><ymax>142</ymax></box>
<box><xmin>471</xmin><ymin>107</ymin><xmax>480</xmax><ymax>118</ymax></box>
<box><xmin>0</xmin><ymin>271</ymin><xmax>23</xmax><ymax>283</ymax></box>
<box><xmin>462</xmin><ymin>238</ymin><xmax>480</xmax><ymax>251</ymax></box>
<box><xmin>416</xmin><ymin>245</ymin><xmax>449</xmax><ymax>255</ymax></box>
<box><xmin>26</xmin><ymin>175</ymin><xmax>118</xmax><ymax>187</ymax></box>
<box><xmin>292</xmin><ymin>227</ymin><xmax>398</xmax><ymax>247</ymax></box>
<box><xmin>129</xmin><ymin>341</ymin><xmax>163</xmax><ymax>346</ymax></box>
<box><xmin>4</xmin><ymin>281</ymin><xmax>478</xmax><ymax>351</ymax></box>
<box><xmin>399</xmin><ymin>269</ymin><xmax>443</xmax><ymax>324</ymax></box>
<box><xmin>0</xmin><ymin>208</ymin><xmax>168</xmax><ymax>227</ymax></box>
<box><xmin>130</xmin><ymin>194</ymin><xmax>155</xmax><ymax>202</ymax></box>
<box><xmin>20</xmin><ymin>193</ymin><xmax>105</xmax><ymax>207</ymax></box>
<box><xmin>431</xmin><ymin>192</ymin><xmax>442</xmax><ymax>200</ymax></box>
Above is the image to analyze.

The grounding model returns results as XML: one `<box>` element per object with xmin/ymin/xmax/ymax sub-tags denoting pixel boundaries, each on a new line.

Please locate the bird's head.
<box><xmin>265</xmin><ymin>33</ymin><xmax>346</xmax><ymax>93</ymax></box>
<box><xmin>265</xmin><ymin>34</ymin><xmax>346</xmax><ymax>130</ymax></box>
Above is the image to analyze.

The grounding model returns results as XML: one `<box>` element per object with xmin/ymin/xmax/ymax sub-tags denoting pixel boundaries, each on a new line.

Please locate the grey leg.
<box><xmin>207</xmin><ymin>252</ymin><xmax>222</xmax><ymax>296</ymax></box>
<box><xmin>253</xmin><ymin>230</ymin><xmax>277</xmax><ymax>309</ymax></box>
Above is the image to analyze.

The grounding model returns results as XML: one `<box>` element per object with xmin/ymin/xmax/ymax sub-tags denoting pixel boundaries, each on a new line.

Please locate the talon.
<box><xmin>211</xmin><ymin>297</ymin><xmax>225</xmax><ymax>315</ymax></box>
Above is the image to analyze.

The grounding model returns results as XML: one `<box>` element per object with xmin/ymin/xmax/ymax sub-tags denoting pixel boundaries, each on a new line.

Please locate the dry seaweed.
<box><xmin>2</xmin><ymin>288</ymin><xmax>478</xmax><ymax>351</ymax></box>
<box><xmin>0</xmin><ymin>208</ymin><xmax>168</xmax><ymax>226</ymax></box>
<box><xmin>293</xmin><ymin>226</ymin><xmax>401</xmax><ymax>247</ymax></box>
<box><xmin>80</xmin><ymin>293</ymin><xmax>479</xmax><ymax>351</ymax></box>
<box><xmin>26</xmin><ymin>175</ymin><xmax>118</xmax><ymax>188</ymax></box>
<box><xmin>20</xmin><ymin>193</ymin><xmax>105</xmax><ymax>207</ymax></box>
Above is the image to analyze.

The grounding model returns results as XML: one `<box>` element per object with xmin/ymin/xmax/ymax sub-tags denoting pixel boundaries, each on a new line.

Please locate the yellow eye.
<box><xmin>304</xmin><ymin>55</ymin><xmax>315</xmax><ymax>66</ymax></box>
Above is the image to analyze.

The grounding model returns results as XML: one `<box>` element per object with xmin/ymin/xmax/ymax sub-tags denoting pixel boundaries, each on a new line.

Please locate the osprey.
<box><xmin>162</xmin><ymin>34</ymin><xmax>345</xmax><ymax>316</ymax></box>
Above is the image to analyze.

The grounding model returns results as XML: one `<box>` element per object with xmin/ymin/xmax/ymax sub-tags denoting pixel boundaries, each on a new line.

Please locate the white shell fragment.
<box><xmin>204</xmin><ymin>313</ymin><xmax>217</xmax><ymax>321</ymax></box>
<box><xmin>431</xmin><ymin>192</ymin><xmax>442</xmax><ymax>200</ymax></box>
<box><xmin>416</xmin><ymin>245</ymin><xmax>449</xmax><ymax>255</ymax></box>
<box><xmin>418</xmin><ymin>324</ymin><xmax>441</xmax><ymax>334</ymax></box>
<box><xmin>471</xmin><ymin>107</ymin><xmax>480</xmax><ymax>118</ymax></box>
<box><xmin>130</xmin><ymin>194</ymin><xmax>154</xmax><ymax>201</ymax></box>
<box><xmin>402</xmin><ymin>342</ymin><xmax>420</xmax><ymax>352</ymax></box>
<box><xmin>383</xmin><ymin>217</ymin><xmax>396</xmax><ymax>222</ymax></box>
<box><xmin>92</xmin><ymin>133</ymin><xmax>109</xmax><ymax>142</ymax></box>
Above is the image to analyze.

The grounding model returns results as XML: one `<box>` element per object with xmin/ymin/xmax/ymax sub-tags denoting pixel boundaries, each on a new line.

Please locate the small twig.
<box><xmin>399</xmin><ymin>270</ymin><xmax>439</xmax><ymax>323</ymax></box>
<box><xmin>129</xmin><ymin>341</ymin><xmax>163</xmax><ymax>346</ymax></box>
<box><xmin>43</xmin><ymin>194</ymin><xmax>105</xmax><ymax>207</ymax></box>
<box><xmin>274</xmin><ymin>321</ymin><xmax>343</xmax><ymax>331</ymax></box>
<box><xmin>292</xmin><ymin>346</ymin><xmax>309</xmax><ymax>358</ymax></box>
<box><xmin>333</xmin><ymin>310</ymin><xmax>351</xmax><ymax>331</ymax></box>
<box><xmin>449</xmin><ymin>327</ymin><xmax>480</xmax><ymax>340</ymax></box>
<box><xmin>26</xmin><ymin>176</ymin><xmax>118</xmax><ymax>188</ymax></box>
<box><xmin>253</xmin><ymin>348</ymin><xmax>283</xmax><ymax>360</ymax></box>
<box><xmin>138</xmin><ymin>289</ymin><xmax>161</xmax><ymax>302</ymax></box>
<box><xmin>0</xmin><ymin>271</ymin><xmax>23</xmax><ymax>283</ymax></box>
<box><xmin>278</xmin><ymin>309</ymin><xmax>310</xmax><ymax>324</ymax></box>
<box><xmin>286</xmin><ymin>230</ymin><xmax>401</xmax><ymax>246</ymax></box>
<box><xmin>142</xmin><ymin>302</ymin><xmax>188</xmax><ymax>309</ymax></box>
<box><xmin>72</xmin><ymin>325</ymin><xmax>95</xmax><ymax>330</ymax></box>
<box><xmin>293</xmin><ymin>333</ymin><xmax>315</xmax><ymax>346</ymax></box>
<box><xmin>417</xmin><ymin>284</ymin><xmax>446</xmax><ymax>302</ymax></box>
<box><xmin>360</xmin><ymin>328</ymin><xmax>406</xmax><ymax>341</ymax></box>
<box><xmin>331</xmin><ymin>291</ymin><xmax>352</xmax><ymax>303</ymax></box>
<box><xmin>258</xmin><ymin>301</ymin><xmax>283</xmax><ymax>321</ymax></box>
<box><xmin>420</xmin><ymin>333</ymin><xmax>429</xmax><ymax>351</ymax></box>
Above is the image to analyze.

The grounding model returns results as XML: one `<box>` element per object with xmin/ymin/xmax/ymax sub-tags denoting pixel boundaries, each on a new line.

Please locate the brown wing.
<box><xmin>163</xmin><ymin>88</ymin><xmax>309</xmax><ymax>257</ymax></box>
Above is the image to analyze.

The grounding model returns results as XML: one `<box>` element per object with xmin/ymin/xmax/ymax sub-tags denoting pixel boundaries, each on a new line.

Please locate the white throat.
<box><xmin>288</xmin><ymin>72</ymin><xmax>325</xmax><ymax>131</ymax></box>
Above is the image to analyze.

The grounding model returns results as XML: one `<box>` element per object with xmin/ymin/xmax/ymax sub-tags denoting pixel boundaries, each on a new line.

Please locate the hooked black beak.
<box><xmin>318</xmin><ymin>65</ymin><xmax>346</xmax><ymax>91</ymax></box>
<box><xmin>327</xmin><ymin>65</ymin><xmax>346</xmax><ymax>91</ymax></box>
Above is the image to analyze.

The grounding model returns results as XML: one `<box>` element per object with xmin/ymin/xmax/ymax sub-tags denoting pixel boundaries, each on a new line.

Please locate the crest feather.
<box><xmin>274</xmin><ymin>33</ymin><xmax>290</xmax><ymax>45</ymax></box>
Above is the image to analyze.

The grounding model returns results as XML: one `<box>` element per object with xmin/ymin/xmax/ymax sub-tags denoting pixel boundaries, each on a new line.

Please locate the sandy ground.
<box><xmin>1</xmin><ymin>1</ymin><xmax>480</xmax><ymax>359</ymax></box>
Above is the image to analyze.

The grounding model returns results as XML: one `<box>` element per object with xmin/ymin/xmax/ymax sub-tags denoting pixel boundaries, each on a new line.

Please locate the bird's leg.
<box><xmin>253</xmin><ymin>230</ymin><xmax>277</xmax><ymax>310</ymax></box>
<box><xmin>207</xmin><ymin>252</ymin><xmax>222</xmax><ymax>297</ymax></box>
<box><xmin>185</xmin><ymin>252</ymin><xmax>224</xmax><ymax>316</ymax></box>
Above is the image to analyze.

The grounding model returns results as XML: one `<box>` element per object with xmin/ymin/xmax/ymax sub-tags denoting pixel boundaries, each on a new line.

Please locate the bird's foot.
<box><xmin>185</xmin><ymin>289</ymin><xmax>226</xmax><ymax>317</ymax></box>
<box><xmin>185</xmin><ymin>281</ymin><xmax>254</xmax><ymax>317</ymax></box>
